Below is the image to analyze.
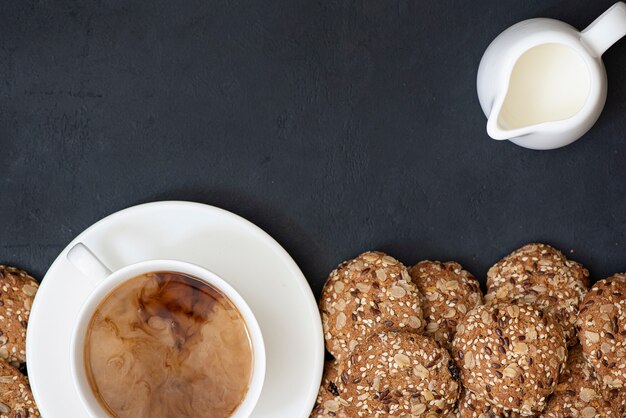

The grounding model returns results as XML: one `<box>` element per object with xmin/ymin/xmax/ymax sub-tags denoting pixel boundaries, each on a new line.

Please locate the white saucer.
<box><xmin>26</xmin><ymin>201</ymin><xmax>324</xmax><ymax>418</ymax></box>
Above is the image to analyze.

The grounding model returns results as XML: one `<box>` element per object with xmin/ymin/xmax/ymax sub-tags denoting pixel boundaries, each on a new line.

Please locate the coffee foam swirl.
<box><xmin>85</xmin><ymin>272</ymin><xmax>253</xmax><ymax>418</ymax></box>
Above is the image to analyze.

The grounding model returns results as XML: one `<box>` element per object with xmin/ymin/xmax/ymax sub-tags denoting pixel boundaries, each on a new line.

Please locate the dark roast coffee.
<box><xmin>84</xmin><ymin>271</ymin><xmax>253</xmax><ymax>418</ymax></box>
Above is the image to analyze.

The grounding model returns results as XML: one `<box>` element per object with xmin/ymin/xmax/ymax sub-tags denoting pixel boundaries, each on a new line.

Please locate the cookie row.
<box><xmin>320</xmin><ymin>252</ymin><xmax>482</xmax><ymax>360</ymax></box>
<box><xmin>316</xmin><ymin>252</ymin><xmax>482</xmax><ymax>416</ymax></box>
<box><xmin>477</xmin><ymin>244</ymin><xmax>624</xmax><ymax>415</ymax></box>
<box><xmin>311</xmin><ymin>244</ymin><xmax>625</xmax><ymax>417</ymax></box>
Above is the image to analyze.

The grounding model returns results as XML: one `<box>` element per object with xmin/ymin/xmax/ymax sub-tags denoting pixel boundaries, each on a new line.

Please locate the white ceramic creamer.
<box><xmin>477</xmin><ymin>2</ymin><xmax>626</xmax><ymax>150</ymax></box>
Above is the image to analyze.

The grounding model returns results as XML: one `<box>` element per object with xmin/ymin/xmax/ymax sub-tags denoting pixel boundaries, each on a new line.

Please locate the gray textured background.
<box><xmin>1</xmin><ymin>0</ymin><xmax>625</xmax><ymax>296</ymax></box>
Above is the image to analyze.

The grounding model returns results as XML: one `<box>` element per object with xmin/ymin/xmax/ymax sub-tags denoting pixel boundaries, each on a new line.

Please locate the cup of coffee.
<box><xmin>67</xmin><ymin>243</ymin><xmax>266</xmax><ymax>418</ymax></box>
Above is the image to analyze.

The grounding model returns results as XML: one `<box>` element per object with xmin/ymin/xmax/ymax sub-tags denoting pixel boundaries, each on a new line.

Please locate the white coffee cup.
<box><xmin>67</xmin><ymin>243</ymin><xmax>266</xmax><ymax>418</ymax></box>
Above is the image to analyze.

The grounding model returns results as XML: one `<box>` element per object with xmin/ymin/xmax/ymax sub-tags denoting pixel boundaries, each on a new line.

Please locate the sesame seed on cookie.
<box><xmin>0</xmin><ymin>265</ymin><xmax>39</xmax><ymax>367</ymax></box>
<box><xmin>0</xmin><ymin>359</ymin><xmax>40</xmax><ymax>417</ymax></box>
<box><xmin>339</xmin><ymin>330</ymin><xmax>459</xmax><ymax>417</ymax></box>
<box><xmin>320</xmin><ymin>252</ymin><xmax>424</xmax><ymax>360</ymax></box>
<box><xmin>452</xmin><ymin>302</ymin><xmax>567</xmax><ymax>416</ymax></box>
<box><xmin>310</xmin><ymin>360</ymin><xmax>349</xmax><ymax>418</ymax></box>
<box><xmin>485</xmin><ymin>243</ymin><xmax>588</xmax><ymax>346</ymax></box>
<box><xmin>542</xmin><ymin>345</ymin><xmax>621</xmax><ymax>417</ymax></box>
<box><xmin>577</xmin><ymin>273</ymin><xmax>626</xmax><ymax>412</ymax></box>
<box><xmin>457</xmin><ymin>387</ymin><xmax>520</xmax><ymax>418</ymax></box>
<box><xmin>408</xmin><ymin>260</ymin><xmax>483</xmax><ymax>349</ymax></box>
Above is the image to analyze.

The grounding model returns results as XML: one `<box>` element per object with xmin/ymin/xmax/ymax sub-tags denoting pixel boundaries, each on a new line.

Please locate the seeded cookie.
<box><xmin>310</xmin><ymin>360</ymin><xmax>349</xmax><ymax>418</ymax></box>
<box><xmin>577</xmin><ymin>274</ymin><xmax>626</xmax><ymax>404</ymax></box>
<box><xmin>0</xmin><ymin>359</ymin><xmax>40</xmax><ymax>417</ymax></box>
<box><xmin>485</xmin><ymin>243</ymin><xmax>588</xmax><ymax>346</ymax></box>
<box><xmin>458</xmin><ymin>388</ymin><xmax>520</xmax><ymax>418</ymax></box>
<box><xmin>408</xmin><ymin>260</ymin><xmax>483</xmax><ymax>348</ymax></box>
<box><xmin>542</xmin><ymin>345</ymin><xmax>620</xmax><ymax>417</ymax></box>
<box><xmin>0</xmin><ymin>266</ymin><xmax>39</xmax><ymax>367</ymax></box>
<box><xmin>452</xmin><ymin>303</ymin><xmax>567</xmax><ymax>415</ymax></box>
<box><xmin>339</xmin><ymin>331</ymin><xmax>459</xmax><ymax>417</ymax></box>
<box><xmin>320</xmin><ymin>252</ymin><xmax>424</xmax><ymax>360</ymax></box>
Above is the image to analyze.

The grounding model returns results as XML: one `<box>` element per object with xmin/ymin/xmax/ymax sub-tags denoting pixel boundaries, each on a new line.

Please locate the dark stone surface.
<box><xmin>0</xmin><ymin>0</ymin><xmax>625</xmax><ymax>296</ymax></box>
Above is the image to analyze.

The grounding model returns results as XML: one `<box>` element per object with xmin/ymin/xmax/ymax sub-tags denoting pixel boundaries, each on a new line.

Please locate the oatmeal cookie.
<box><xmin>485</xmin><ymin>243</ymin><xmax>588</xmax><ymax>346</ymax></box>
<box><xmin>320</xmin><ymin>252</ymin><xmax>424</xmax><ymax>360</ymax></box>
<box><xmin>310</xmin><ymin>360</ymin><xmax>349</xmax><ymax>418</ymax></box>
<box><xmin>0</xmin><ymin>266</ymin><xmax>39</xmax><ymax>366</ymax></box>
<box><xmin>408</xmin><ymin>260</ymin><xmax>482</xmax><ymax>348</ymax></box>
<box><xmin>451</xmin><ymin>303</ymin><xmax>567</xmax><ymax>415</ymax></box>
<box><xmin>0</xmin><ymin>360</ymin><xmax>40</xmax><ymax>417</ymax></box>
<box><xmin>339</xmin><ymin>331</ymin><xmax>459</xmax><ymax>417</ymax></box>
<box><xmin>577</xmin><ymin>273</ymin><xmax>626</xmax><ymax>407</ymax></box>
<box><xmin>542</xmin><ymin>345</ymin><xmax>620</xmax><ymax>417</ymax></box>
<box><xmin>458</xmin><ymin>388</ymin><xmax>520</xmax><ymax>418</ymax></box>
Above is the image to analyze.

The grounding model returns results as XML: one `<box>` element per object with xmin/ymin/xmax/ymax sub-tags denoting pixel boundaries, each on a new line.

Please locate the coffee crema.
<box><xmin>84</xmin><ymin>272</ymin><xmax>253</xmax><ymax>418</ymax></box>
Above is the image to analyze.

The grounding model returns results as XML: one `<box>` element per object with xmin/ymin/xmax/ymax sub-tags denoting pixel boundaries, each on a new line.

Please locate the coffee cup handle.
<box><xmin>67</xmin><ymin>243</ymin><xmax>112</xmax><ymax>286</ymax></box>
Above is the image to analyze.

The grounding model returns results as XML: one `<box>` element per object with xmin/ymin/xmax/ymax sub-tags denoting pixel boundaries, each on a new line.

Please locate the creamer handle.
<box><xmin>581</xmin><ymin>2</ymin><xmax>626</xmax><ymax>57</ymax></box>
<box><xmin>67</xmin><ymin>243</ymin><xmax>112</xmax><ymax>286</ymax></box>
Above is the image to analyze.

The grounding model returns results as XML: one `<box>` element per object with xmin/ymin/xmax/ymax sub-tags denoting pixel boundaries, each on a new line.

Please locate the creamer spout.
<box><xmin>486</xmin><ymin>107</ymin><xmax>515</xmax><ymax>141</ymax></box>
